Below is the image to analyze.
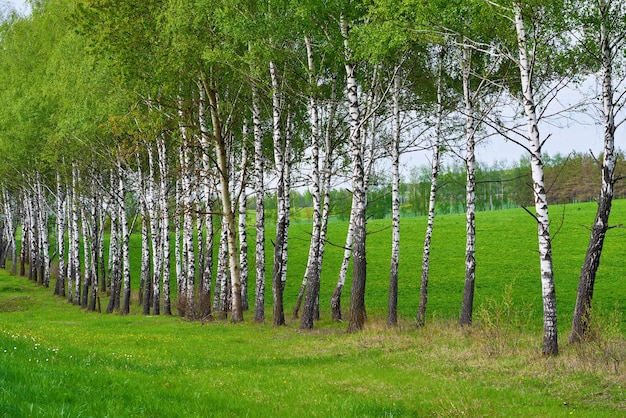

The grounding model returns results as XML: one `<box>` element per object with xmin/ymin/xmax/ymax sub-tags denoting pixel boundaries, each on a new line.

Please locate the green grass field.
<box><xmin>1</xmin><ymin>200</ymin><xmax>625</xmax><ymax>416</ymax></box>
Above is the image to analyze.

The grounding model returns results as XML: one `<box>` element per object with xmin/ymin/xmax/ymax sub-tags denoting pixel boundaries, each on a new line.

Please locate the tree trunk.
<box><xmin>570</xmin><ymin>12</ymin><xmax>616</xmax><ymax>343</ymax></box>
<box><xmin>119</xmin><ymin>160</ymin><xmax>132</xmax><ymax>315</ymax></box>
<box><xmin>183</xmin><ymin>141</ymin><xmax>196</xmax><ymax>319</ymax></box>
<box><xmin>417</xmin><ymin>47</ymin><xmax>445</xmax><ymax>327</ymax></box>
<box><xmin>35</xmin><ymin>179</ymin><xmax>50</xmax><ymax>288</ymax></box>
<box><xmin>215</xmin><ymin>220</ymin><xmax>229</xmax><ymax>318</ymax></box>
<box><xmin>140</xmin><ymin>193</ymin><xmax>152</xmax><ymax>314</ymax></box>
<box><xmin>301</xmin><ymin>36</ymin><xmax>323</xmax><ymax>329</ymax></box>
<box><xmin>460</xmin><ymin>45</ymin><xmax>477</xmax><ymax>327</ymax></box>
<box><xmin>199</xmin><ymin>127</ymin><xmax>214</xmax><ymax>319</ymax></box>
<box><xmin>206</xmin><ymin>85</ymin><xmax>244</xmax><ymax>322</ymax></box>
<box><xmin>54</xmin><ymin>173</ymin><xmax>66</xmax><ymax>296</ymax></box>
<box><xmin>71</xmin><ymin>166</ymin><xmax>81</xmax><ymax>305</ymax></box>
<box><xmin>269</xmin><ymin>61</ymin><xmax>287</xmax><ymax>326</ymax></box>
<box><xmin>342</xmin><ymin>15</ymin><xmax>367</xmax><ymax>333</ymax></box>
<box><xmin>387</xmin><ymin>71</ymin><xmax>401</xmax><ymax>327</ymax></box>
<box><xmin>251</xmin><ymin>85</ymin><xmax>266</xmax><ymax>323</ymax></box>
<box><xmin>238</xmin><ymin>135</ymin><xmax>249</xmax><ymax>311</ymax></box>
<box><xmin>174</xmin><ymin>164</ymin><xmax>184</xmax><ymax>316</ymax></box>
<box><xmin>331</xmin><ymin>198</ymin><xmax>356</xmax><ymax>322</ymax></box>
<box><xmin>515</xmin><ymin>4</ymin><xmax>558</xmax><ymax>355</ymax></box>
<box><xmin>88</xmin><ymin>187</ymin><xmax>99</xmax><ymax>312</ymax></box>
<box><xmin>80</xmin><ymin>202</ymin><xmax>91</xmax><ymax>309</ymax></box>
<box><xmin>158</xmin><ymin>135</ymin><xmax>171</xmax><ymax>315</ymax></box>
<box><xmin>147</xmin><ymin>144</ymin><xmax>161</xmax><ymax>315</ymax></box>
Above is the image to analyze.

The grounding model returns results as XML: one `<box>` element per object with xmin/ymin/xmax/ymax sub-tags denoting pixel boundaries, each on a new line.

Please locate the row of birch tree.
<box><xmin>1</xmin><ymin>0</ymin><xmax>625</xmax><ymax>355</ymax></box>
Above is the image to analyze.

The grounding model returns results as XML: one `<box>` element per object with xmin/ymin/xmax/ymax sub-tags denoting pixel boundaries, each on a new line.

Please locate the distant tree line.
<box><xmin>280</xmin><ymin>151</ymin><xmax>625</xmax><ymax>220</ymax></box>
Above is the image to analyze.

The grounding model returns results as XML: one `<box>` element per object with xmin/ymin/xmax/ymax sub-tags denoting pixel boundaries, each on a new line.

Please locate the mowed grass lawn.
<box><xmin>1</xmin><ymin>200</ymin><xmax>625</xmax><ymax>416</ymax></box>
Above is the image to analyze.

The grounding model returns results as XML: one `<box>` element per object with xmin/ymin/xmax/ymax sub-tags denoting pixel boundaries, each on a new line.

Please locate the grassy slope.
<box><xmin>1</xmin><ymin>200</ymin><xmax>625</xmax><ymax>416</ymax></box>
<box><xmin>275</xmin><ymin>200</ymin><xmax>626</xmax><ymax>327</ymax></box>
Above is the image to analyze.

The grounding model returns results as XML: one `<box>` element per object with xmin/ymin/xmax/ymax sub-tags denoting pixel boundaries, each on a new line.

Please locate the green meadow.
<box><xmin>1</xmin><ymin>200</ymin><xmax>625</xmax><ymax>416</ymax></box>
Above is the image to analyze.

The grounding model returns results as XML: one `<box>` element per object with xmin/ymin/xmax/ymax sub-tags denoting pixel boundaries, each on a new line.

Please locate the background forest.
<box><xmin>1</xmin><ymin>0</ymin><xmax>625</xmax><ymax>362</ymax></box>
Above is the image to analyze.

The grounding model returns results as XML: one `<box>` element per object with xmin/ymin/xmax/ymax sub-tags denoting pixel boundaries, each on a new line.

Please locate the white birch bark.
<box><xmin>206</xmin><ymin>86</ymin><xmax>244</xmax><ymax>321</ymax></box>
<box><xmin>281</xmin><ymin>115</ymin><xmax>292</xmax><ymax>291</ymax></box>
<box><xmin>387</xmin><ymin>70</ymin><xmax>401</xmax><ymax>327</ymax></box>
<box><xmin>198</xmin><ymin>84</ymin><xmax>214</xmax><ymax>318</ymax></box>
<box><xmin>300</xmin><ymin>35</ymin><xmax>323</xmax><ymax>328</ymax></box>
<box><xmin>174</xmin><ymin>153</ymin><xmax>184</xmax><ymax>314</ymax></box>
<box><xmin>136</xmin><ymin>152</ymin><xmax>152</xmax><ymax>314</ymax></box>
<box><xmin>119</xmin><ymin>160</ymin><xmax>132</xmax><ymax>315</ymax></box>
<box><xmin>80</xmin><ymin>198</ymin><xmax>91</xmax><ymax>309</ymax></box>
<box><xmin>54</xmin><ymin>173</ymin><xmax>66</xmax><ymax>296</ymax></box>
<box><xmin>97</xmin><ymin>182</ymin><xmax>107</xmax><ymax>296</ymax></box>
<box><xmin>238</xmin><ymin>141</ymin><xmax>249</xmax><ymax>311</ymax></box>
<box><xmin>269</xmin><ymin>60</ymin><xmax>287</xmax><ymax>326</ymax></box>
<box><xmin>71</xmin><ymin>166</ymin><xmax>81</xmax><ymax>305</ymax></box>
<box><xmin>1</xmin><ymin>191</ymin><xmax>15</xmax><ymax>272</ymax></box>
<box><xmin>417</xmin><ymin>48</ymin><xmax>445</xmax><ymax>327</ymax></box>
<box><xmin>19</xmin><ymin>202</ymin><xmax>27</xmax><ymax>278</ymax></box>
<box><xmin>176</xmin><ymin>102</ymin><xmax>196</xmax><ymax>318</ymax></box>
<box><xmin>106</xmin><ymin>169</ymin><xmax>121</xmax><ymax>313</ymax></box>
<box><xmin>251</xmin><ymin>85</ymin><xmax>266</xmax><ymax>323</ymax></box>
<box><xmin>571</xmin><ymin>0</ymin><xmax>618</xmax><ymax>343</ymax></box>
<box><xmin>35</xmin><ymin>179</ymin><xmax>50</xmax><ymax>288</ymax></box>
<box><xmin>157</xmin><ymin>135</ymin><xmax>171</xmax><ymax>315</ymax></box>
<box><xmin>2</xmin><ymin>190</ymin><xmax>17</xmax><ymax>275</ymax></box>
<box><xmin>25</xmin><ymin>194</ymin><xmax>38</xmax><ymax>283</ymax></box>
<box><xmin>342</xmin><ymin>15</ymin><xmax>368</xmax><ymax>333</ymax></box>
<box><xmin>460</xmin><ymin>45</ymin><xmax>477</xmax><ymax>326</ymax></box>
<box><xmin>214</xmin><ymin>219</ymin><xmax>229</xmax><ymax>317</ymax></box>
<box><xmin>88</xmin><ymin>188</ymin><xmax>99</xmax><ymax>312</ymax></box>
<box><xmin>514</xmin><ymin>3</ymin><xmax>558</xmax><ymax>355</ymax></box>
<box><xmin>147</xmin><ymin>143</ymin><xmax>162</xmax><ymax>315</ymax></box>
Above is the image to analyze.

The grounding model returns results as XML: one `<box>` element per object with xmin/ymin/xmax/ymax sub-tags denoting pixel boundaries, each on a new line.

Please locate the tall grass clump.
<box><xmin>570</xmin><ymin>304</ymin><xmax>626</xmax><ymax>374</ymax></box>
<box><xmin>472</xmin><ymin>281</ymin><xmax>534</xmax><ymax>357</ymax></box>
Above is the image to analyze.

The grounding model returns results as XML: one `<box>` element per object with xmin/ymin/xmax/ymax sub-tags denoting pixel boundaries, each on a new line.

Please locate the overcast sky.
<box><xmin>3</xmin><ymin>0</ymin><xmax>620</xmax><ymax>172</ymax></box>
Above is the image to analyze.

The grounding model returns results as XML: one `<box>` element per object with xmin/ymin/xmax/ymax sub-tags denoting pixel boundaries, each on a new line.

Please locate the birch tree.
<box><xmin>570</xmin><ymin>0</ymin><xmax>626</xmax><ymax>343</ymax></box>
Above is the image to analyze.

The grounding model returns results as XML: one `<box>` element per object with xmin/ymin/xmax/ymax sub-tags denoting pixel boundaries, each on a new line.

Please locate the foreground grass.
<box><xmin>1</xmin><ymin>274</ymin><xmax>625</xmax><ymax>417</ymax></box>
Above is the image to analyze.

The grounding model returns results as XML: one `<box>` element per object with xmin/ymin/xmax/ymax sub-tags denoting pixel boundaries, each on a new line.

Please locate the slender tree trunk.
<box><xmin>238</xmin><ymin>144</ymin><xmax>249</xmax><ymax>311</ymax></box>
<box><xmin>215</xmin><ymin>220</ymin><xmax>229</xmax><ymax>318</ymax></box>
<box><xmin>206</xmin><ymin>85</ymin><xmax>244</xmax><ymax>322</ymax></box>
<box><xmin>3</xmin><ymin>190</ymin><xmax>17</xmax><ymax>276</ymax></box>
<box><xmin>88</xmin><ymin>187</ymin><xmax>99</xmax><ymax>312</ymax></box>
<box><xmin>71</xmin><ymin>166</ymin><xmax>81</xmax><ymax>305</ymax></box>
<box><xmin>19</xmin><ymin>213</ymin><xmax>26</xmax><ymax>278</ymax></box>
<box><xmin>301</xmin><ymin>36</ymin><xmax>323</xmax><ymax>329</ymax></box>
<box><xmin>158</xmin><ymin>135</ymin><xmax>170</xmax><ymax>315</ymax></box>
<box><xmin>460</xmin><ymin>45</ymin><xmax>477</xmax><ymax>326</ymax></box>
<box><xmin>119</xmin><ymin>161</ymin><xmax>132</xmax><ymax>315</ymax></box>
<box><xmin>252</xmin><ymin>85</ymin><xmax>266</xmax><ymax>323</ymax></box>
<box><xmin>198</xmin><ymin>83</ymin><xmax>214</xmax><ymax>319</ymax></box>
<box><xmin>269</xmin><ymin>61</ymin><xmax>287</xmax><ymax>326</ymax></box>
<box><xmin>417</xmin><ymin>47</ymin><xmax>445</xmax><ymax>327</ymax></box>
<box><xmin>106</xmin><ymin>170</ymin><xmax>121</xmax><ymax>313</ymax></box>
<box><xmin>80</xmin><ymin>202</ymin><xmax>91</xmax><ymax>309</ymax></box>
<box><xmin>183</xmin><ymin>136</ymin><xmax>196</xmax><ymax>319</ymax></box>
<box><xmin>342</xmin><ymin>15</ymin><xmax>367</xmax><ymax>333</ymax></box>
<box><xmin>331</xmin><ymin>197</ymin><xmax>356</xmax><ymax>321</ymax></box>
<box><xmin>147</xmin><ymin>144</ymin><xmax>161</xmax><ymax>315</ymax></box>
<box><xmin>174</xmin><ymin>164</ymin><xmax>184</xmax><ymax>316</ymax></box>
<box><xmin>35</xmin><ymin>180</ymin><xmax>50</xmax><ymax>288</ymax></box>
<box><xmin>54</xmin><ymin>173</ymin><xmax>66</xmax><ymax>296</ymax></box>
<box><xmin>570</xmin><ymin>12</ymin><xmax>616</xmax><ymax>343</ymax></box>
<box><xmin>140</xmin><ymin>197</ymin><xmax>152</xmax><ymax>313</ymax></box>
<box><xmin>97</xmin><ymin>187</ymin><xmax>107</xmax><ymax>296</ymax></box>
<box><xmin>515</xmin><ymin>4</ymin><xmax>558</xmax><ymax>355</ymax></box>
<box><xmin>387</xmin><ymin>71</ymin><xmax>401</xmax><ymax>327</ymax></box>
